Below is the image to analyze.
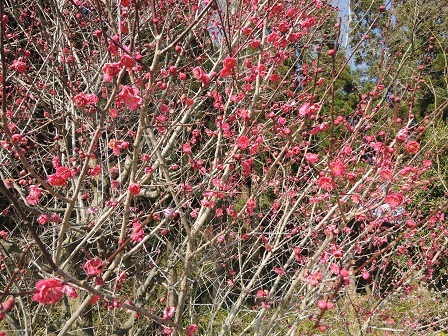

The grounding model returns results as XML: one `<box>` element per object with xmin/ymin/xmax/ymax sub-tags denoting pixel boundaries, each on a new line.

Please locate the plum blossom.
<box><xmin>84</xmin><ymin>257</ymin><xmax>103</xmax><ymax>276</ymax></box>
<box><xmin>305</xmin><ymin>152</ymin><xmax>319</xmax><ymax>163</ymax></box>
<box><xmin>119</xmin><ymin>86</ymin><xmax>143</xmax><ymax>111</ymax></box>
<box><xmin>237</xmin><ymin>135</ymin><xmax>250</xmax><ymax>149</ymax></box>
<box><xmin>405</xmin><ymin>141</ymin><xmax>420</xmax><ymax>154</ymax></box>
<box><xmin>131</xmin><ymin>222</ymin><xmax>145</xmax><ymax>242</ymax></box>
<box><xmin>47</xmin><ymin>166</ymin><xmax>75</xmax><ymax>187</ymax></box>
<box><xmin>128</xmin><ymin>183</ymin><xmax>141</xmax><ymax>196</ymax></box>
<box><xmin>317</xmin><ymin>176</ymin><xmax>334</xmax><ymax>191</ymax></box>
<box><xmin>26</xmin><ymin>185</ymin><xmax>43</xmax><ymax>205</ymax></box>
<box><xmin>163</xmin><ymin>306</ymin><xmax>176</xmax><ymax>319</ymax></box>
<box><xmin>102</xmin><ymin>62</ymin><xmax>121</xmax><ymax>82</ymax></box>
<box><xmin>223</xmin><ymin>56</ymin><xmax>236</xmax><ymax>69</ymax></box>
<box><xmin>187</xmin><ymin>324</ymin><xmax>198</xmax><ymax>336</ymax></box>
<box><xmin>10</xmin><ymin>59</ymin><xmax>27</xmax><ymax>73</ymax></box>
<box><xmin>385</xmin><ymin>193</ymin><xmax>403</xmax><ymax>208</ymax></box>
<box><xmin>119</xmin><ymin>54</ymin><xmax>135</xmax><ymax>68</ymax></box>
<box><xmin>32</xmin><ymin>278</ymin><xmax>65</xmax><ymax>304</ymax></box>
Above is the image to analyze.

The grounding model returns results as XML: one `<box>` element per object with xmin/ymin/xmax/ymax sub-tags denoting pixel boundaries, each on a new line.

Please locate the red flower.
<box><xmin>102</xmin><ymin>62</ymin><xmax>121</xmax><ymax>82</ymax></box>
<box><xmin>192</xmin><ymin>66</ymin><xmax>203</xmax><ymax>80</ymax></box>
<box><xmin>163</xmin><ymin>306</ymin><xmax>176</xmax><ymax>319</ymax></box>
<box><xmin>88</xmin><ymin>164</ymin><xmax>102</xmax><ymax>177</ymax></box>
<box><xmin>305</xmin><ymin>153</ymin><xmax>319</xmax><ymax>163</ymax></box>
<box><xmin>119</xmin><ymin>86</ymin><xmax>143</xmax><ymax>111</ymax></box>
<box><xmin>187</xmin><ymin>324</ymin><xmax>198</xmax><ymax>336</ymax></box>
<box><xmin>84</xmin><ymin>257</ymin><xmax>103</xmax><ymax>276</ymax></box>
<box><xmin>120</xmin><ymin>54</ymin><xmax>135</xmax><ymax>68</ymax></box>
<box><xmin>223</xmin><ymin>56</ymin><xmax>236</xmax><ymax>69</ymax></box>
<box><xmin>405</xmin><ymin>141</ymin><xmax>420</xmax><ymax>154</ymax></box>
<box><xmin>10</xmin><ymin>59</ymin><xmax>27</xmax><ymax>73</ymax></box>
<box><xmin>128</xmin><ymin>183</ymin><xmax>141</xmax><ymax>195</ymax></box>
<box><xmin>330</xmin><ymin>159</ymin><xmax>344</xmax><ymax>176</ymax></box>
<box><xmin>317</xmin><ymin>176</ymin><xmax>334</xmax><ymax>191</ymax></box>
<box><xmin>26</xmin><ymin>185</ymin><xmax>43</xmax><ymax>205</ymax></box>
<box><xmin>73</xmin><ymin>93</ymin><xmax>88</xmax><ymax>108</ymax></box>
<box><xmin>47</xmin><ymin>173</ymin><xmax>67</xmax><ymax>187</ymax></box>
<box><xmin>237</xmin><ymin>135</ymin><xmax>250</xmax><ymax>149</ymax></box>
<box><xmin>219</xmin><ymin>67</ymin><xmax>232</xmax><ymax>78</ymax></box>
<box><xmin>385</xmin><ymin>193</ymin><xmax>403</xmax><ymax>208</ymax></box>
<box><xmin>33</xmin><ymin>278</ymin><xmax>65</xmax><ymax>304</ymax></box>
<box><xmin>85</xmin><ymin>93</ymin><xmax>99</xmax><ymax>105</ymax></box>
<box><xmin>47</xmin><ymin>166</ymin><xmax>74</xmax><ymax>186</ymax></box>
<box><xmin>298</xmin><ymin>102</ymin><xmax>311</xmax><ymax>117</ymax></box>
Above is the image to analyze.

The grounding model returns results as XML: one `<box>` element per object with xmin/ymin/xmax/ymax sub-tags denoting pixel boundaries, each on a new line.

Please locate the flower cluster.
<box><xmin>47</xmin><ymin>166</ymin><xmax>76</xmax><ymax>187</ymax></box>
<box><xmin>73</xmin><ymin>93</ymin><xmax>99</xmax><ymax>108</ymax></box>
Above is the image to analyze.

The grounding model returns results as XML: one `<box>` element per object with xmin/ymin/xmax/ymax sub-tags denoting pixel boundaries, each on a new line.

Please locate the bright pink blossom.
<box><xmin>33</xmin><ymin>278</ymin><xmax>65</xmax><ymax>304</ymax></box>
<box><xmin>131</xmin><ymin>222</ymin><xmax>145</xmax><ymax>242</ymax></box>
<box><xmin>385</xmin><ymin>193</ymin><xmax>403</xmax><ymax>208</ymax></box>
<box><xmin>37</xmin><ymin>214</ymin><xmax>49</xmax><ymax>225</ymax></box>
<box><xmin>299</xmin><ymin>102</ymin><xmax>311</xmax><ymax>117</ymax></box>
<box><xmin>84</xmin><ymin>257</ymin><xmax>103</xmax><ymax>276</ymax></box>
<box><xmin>223</xmin><ymin>56</ymin><xmax>236</xmax><ymax>69</ymax></box>
<box><xmin>10</xmin><ymin>59</ymin><xmax>27</xmax><ymax>73</ymax></box>
<box><xmin>330</xmin><ymin>159</ymin><xmax>344</xmax><ymax>176</ymax></box>
<box><xmin>317</xmin><ymin>176</ymin><xmax>334</xmax><ymax>191</ymax></box>
<box><xmin>237</xmin><ymin>135</ymin><xmax>250</xmax><ymax>149</ymax></box>
<box><xmin>163</xmin><ymin>306</ymin><xmax>176</xmax><ymax>319</ymax></box>
<box><xmin>128</xmin><ymin>183</ymin><xmax>141</xmax><ymax>195</ymax></box>
<box><xmin>405</xmin><ymin>141</ymin><xmax>420</xmax><ymax>154</ymax></box>
<box><xmin>120</xmin><ymin>54</ymin><xmax>135</xmax><ymax>68</ymax></box>
<box><xmin>119</xmin><ymin>86</ymin><xmax>143</xmax><ymax>111</ymax></box>
<box><xmin>187</xmin><ymin>324</ymin><xmax>198</xmax><ymax>336</ymax></box>
<box><xmin>26</xmin><ymin>185</ymin><xmax>43</xmax><ymax>205</ymax></box>
<box><xmin>102</xmin><ymin>62</ymin><xmax>121</xmax><ymax>82</ymax></box>
<box><xmin>305</xmin><ymin>153</ymin><xmax>319</xmax><ymax>163</ymax></box>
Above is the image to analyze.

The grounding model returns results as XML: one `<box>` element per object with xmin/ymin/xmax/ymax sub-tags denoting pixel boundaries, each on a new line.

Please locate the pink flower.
<box><xmin>102</xmin><ymin>62</ymin><xmax>121</xmax><ymax>82</ymax></box>
<box><xmin>237</xmin><ymin>135</ymin><xmax>250</xmax><ymax>149</ymax></box>
<box><xmin>88</xmin><ymin>164</ymin><xmax>102</xmax><ymax>177</ymax></box>
<box><xmin>223</xmin><ymin>56</ymin><xmax>236</xmax><ymax>69</ymax></box>
<box><xmin>47</xmin><ymin>166</ymin><xmax>74</xmax><ymax>187</ymax></box>
<box><xmin>120</xmin><ymin>54</ymin><xmax>135</xmax><ymax>68</ymax></box>
<box><xmin>330</xmin><ymin>159</ymin><xmax>344</xmax><ymax>176</ymax></box>
<box><xmin>84</xmin><ymin>257</ymin><xmax>103</xmax><ymax>276</ymax></box>
<box><xmin>37</xmin><ymin>214</ymin><xmax>49</xmax><ymax>225</ymax></box>
<box><xmin>119</xmin><ymin>86</ymin><xmax>143</xmax><ymax>111</ymax></box>
<box><xmin>131</xmin><ymin>222</ymin><xmax>145</xmax><ymax>242</ymax></box>
<box><xmin>182</xmin><ymin>143</ymin><xmax>192</xmax><ymax>154</ymax></box>
<box><xmin>85</xmin><ymin>94</ymin><xmax>99</xmax><ymax>105</ymax></box>
<box><xmin>64</xmin><ymin>285</ymin><xmax>78</xmax><ymax>299</ymax></box>
<box><xmin>10</xmin><ymin>59</ymin><xmax>27</xmax><ymax>73</ymax></box>
<box><xmin>33</xmin><ymin>278</ymin><xmax>65</xmax><ymax>304</ymax></box>
<box><xmin>298</xmin><ymin>102</ymin><xmax>311</xmax><ymax>116</ymax></box>
<box><xmin>405</xmin><ymin>141</ymin><xmax>420</xmax><ymax>154</ymax></box>
<box><xmin>274</xmin><ymin>267</ymin><xmax>285</xmax><ymax>276</ymax></box>
<box><xmin>305</xmin><ymin>153</ymin><xmax>319</xmax><ymax>163</ymax></box>
<box><xmin>73</xmin><ymin>93</ymin><xmax>98</xmax><ymax>107</ymax></box>
<box><xmin>317</xmin><ymin>176</ymin><xmax>334</xmax><ymax>191</ymax></box>
<box><xmin>187</xmin><ymin>324</ymin><xmax>198</xmax><ymax>336</ymax></box>
<box><xmin>219</xmin><ymin>67</ymin><xmax>232</xmax><ymax>78</ymax></box>
<box><xmin>385</xmin><ymin>193</ymin><xmax>403</xmax><ymax>208</ymax></box>
<box><xmin>128</xmin><ymin>183</ymin><xmax>141</xmax><ymax>196</ymax></box>
<box><xmin>192</xmin><ymin>66</ymin><xmax>203</xmax><ymax>80</ymax></box>
<box><xmin>73</xmin><ymin>93</ymin><xmax>88</xmax><ymax>108</ymax></box>
<box><xmin>26</xmin><ymin>185</ymin><xmax>43</xmax><ymax>205</ymax></box>
<box><xmin>163</xmin><ymin>306</ymin><xmax>176</xmax><ymax>319</ymax></box>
